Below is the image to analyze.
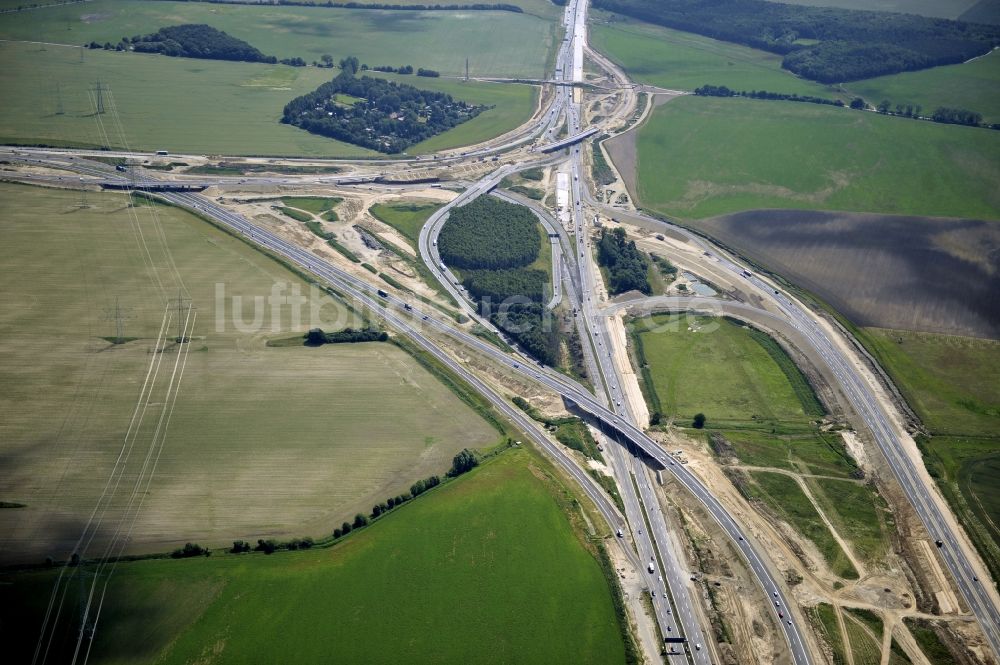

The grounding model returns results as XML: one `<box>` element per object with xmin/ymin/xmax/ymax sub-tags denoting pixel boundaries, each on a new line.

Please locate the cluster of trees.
<box><xmin>161</xmin><ymin>0</ymin><xmax>524</xmax><ymax>12</ymax></box>
<box><xmin>229</xmin><ymin>537</ymin><xmax>314</xmax><ymax>554</ymax></box>
<box><xmin>491</xmin><ymin>303</ymin><xmax>560</xmax><ymax>366</ymax></box>
<box><xmin>463</xmin><ymin>268</ymin><xmax>547</xmax><ymax>303</ymax></box>
<box><xmin>931</xmin><ymin>107</ymin><xmax>985</xmax><ymax>127</ymax></box>
<box><xmin>409</xmin><ymin>474</ymin><xmax>442</xmax><ymax>497</ymax></box>
<box><xmin>873</xmin><ymin>100</ymin><xmax>918</xmax><ymax>116</ymax></box>
<box><xmin>593</xmin><ymin>0</ymin><xmax>1000</xmax><ymax>82</ymax></box>
<box><xmin>369</xmin><ymin>64</ymin><xmax>437</xmax><ymax>77</ymax></box>
<box><xmin>438</xmin><ymin>197</ymin><xmax>559</xmax><ymax>365</ymax></box>
<box><xmin>281</xmin><ymin>66</ymin><xmax>488</xmax><ymax>153</ymax></box>
<box><xmin>331</xmin><ymin>515</ymin><xmax>365</xmax><ymax>539</ymax></box>
<box><xmin>597</xmin><ymin>227</ymin><xmax>651</xmax><ymax>295</ymax></box>
<box><xmin>170</xmin><ymin>542</ymin><xmax>209</xmax><ymax>558</ymax></box>
<box><xmin>86</xmin><ymin>40</ymin><xmax>129</xmax><ymax>51</ymax></box>
<box><xmin>856</xmin><ymin>97</ymin><xmax>995</xmax><ymax>130</ymax></box>
<box><xmin>438</xmin><ymin>196</ymin><xmax>540</xmax><ymax>270</ymax></box>
<box><xmin>370</xmin><ymin>492</ymin><xmax>412</xmax><ymax>518</ymax></box>
<box><xmin>694</xmin><ymin>84</ymin><xmax>844</xmax><ymax>108</ymax></box>
<box><xmin>649</xmin><ymin>252</ymin><xmax>677</xmax><ymax>278</ymax></box>
<box><xmin>448</xmin><ymin>448</ymin><xmax>480</xmax><ymax>476</ymax></box>
<box><xmin>373</xmin><ymin>64</ymin><xmax>415</xmax><ymax>74</ymax></box>
<box><xmin>304</xmin><ymin>327</ymin><xmax>388</xmax><ymax>345</ymax></box>
<box><xmin>280</xmin><ymin>56</ymin><xmax>307</xmax><ymax>67</ymax></box>
<box><xmin>130</xmin><ymin>24</ymin><xmax>276</xmax><ymax>63</ymax></box>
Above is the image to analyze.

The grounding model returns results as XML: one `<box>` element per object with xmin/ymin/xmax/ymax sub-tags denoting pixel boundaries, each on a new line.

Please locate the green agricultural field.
<box><xmin>0</xmin><ymin>449</ymin><xmax>628</xmax><ymax>664</ymax></box>
<box><xmin>808</xmin><ymin>479</ymin><xmax>890</xmax><ymax>564</ymax></box>
<box><xmin>0</xmin><ymin>0</ymin><xmax>555</xmax><ymax>78</ymax></box>
<box><xmin>632</xmin><ymin>314</ymin><xmax>819</xmax><ymax>428</ymax></box>
<box><xmin>0</xmin><ymin>41</ymin><xmax>370</xmax><ymax>155</ymax></box>
<box><xmin>274</xmin><ymin>0</ymin><xmax>565</xmax><ymax>20</ymax></box>
<box><xmin>863</xmin><ymin>329</ymin><xmax>1000</xmax><ymax>437</ymax></box>
<box><xmin>717</xmin><ymin>430</ymin><xmax>858</xmax><ymax>478</ymax></box>
<box><xmin>745</xmin><ymin>471</ymin><xmax>858</xmax><ymax>579</ymax></box>
<box><xmin>591</xmin><ymin>19</ymin><xmax>834</xmax><ymax>96</ymax></box>
<box><xmin>395</xmin><ymin>77</ymin><xmax>537</xmax><ymax>155</ymax></box>
<box><xmin>862</xmin><ymin>329</ymin><xmax>1000</xmax><ymax>582</ymax></box>
<box><xmin>0</xmin><ymin>182</ymin><xmax>499</xmax><ymax>564</ymax></box>
<box><xmin>633</xmin><ymin>96</ymin><xmax>1000</xmax><ymax>220</ymax></box>
<box><xmin>370</xmin><ymin>200</ymin><xmax>443</xmax><ymax>247</ymax></box>
<box><xmin>776</xmin><ymin>0</ymin><xmax>978</xmax><ymax>19</ymax></box>
<box><xmin>0</xmin><ymin>42</ymin><xmax>537</xmax><ymax>156</ymax></box>
<box><xmin>843</xmin><ymin>50</ymin><xmax>1000</xmax><ymax>124</ymax></box>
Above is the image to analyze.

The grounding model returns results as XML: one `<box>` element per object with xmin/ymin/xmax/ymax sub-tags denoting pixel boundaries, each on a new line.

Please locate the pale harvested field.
<box><xmin>697</xmin><ymin>209</ymin><xmax>1000</xmax><ymax>339</ymax></box>
<box><xmin>0</xmin><ymin>183</ymin><xmax>498</xmax><ymax>564</ymax></box>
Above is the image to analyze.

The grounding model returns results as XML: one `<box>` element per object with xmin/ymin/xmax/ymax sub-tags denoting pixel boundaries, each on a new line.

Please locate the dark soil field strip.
<box><xmin>696</xmin><ymin>209</ymin><xmax>1000</xmax><ymax>339</ymax></box>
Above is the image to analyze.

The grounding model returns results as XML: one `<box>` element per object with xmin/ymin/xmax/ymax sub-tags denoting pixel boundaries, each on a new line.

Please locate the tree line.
<box><xmin>694</xmin><ymin>84</ymin><xmax>844</xmax><ymax>108</ymax></box>
<box><xmin>304</xmin><ymin>327</ymin><xmax>388</xmax><ymax>345</ymax></box>
<box><xmin>930</xmin><ymin>107</ymin><xmax>985</xmax><ymax>127</ymax></box>
<box><xmin>197</xmin><ymin>447</ymin><xmax>506</xmax><ymax>562</ymax></box>
<box><xmin>282</xmin><ymin>65</ymin><xmax>487</xmax><ymax>153</ymax></box>
<box><xmin>597</xmin><ymin>227</ymin><xmax>651</xmax><ymax>295</ymax></box>
<box><xmin>171</xmin><ymin>542</ymin><xmax>210</xmax><ymax>558</ymax></box>
<box><xmin>593</xmin><ymin>0</ymin><xmax>1000</xmax><ymax>82</ymax></box>
<box><xmin>371</xmin><ymin>64</ymin><xmax>441</xmax><ymax>77</ymax></box>
<box><xmin>695</xmin><ymin>84</ymin><xmax>999</xmax><ymax>130</ymax></box>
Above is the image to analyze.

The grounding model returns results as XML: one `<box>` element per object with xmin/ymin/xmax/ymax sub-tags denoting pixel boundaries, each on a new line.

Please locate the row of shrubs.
<box><xmin>207</xmin><ymin>449</ymin><xmax>482</xmax><ymax>557</ymax></box>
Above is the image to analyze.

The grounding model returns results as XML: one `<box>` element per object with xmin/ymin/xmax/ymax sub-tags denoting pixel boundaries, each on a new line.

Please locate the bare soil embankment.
<box><xmin>696</xmin><ymin>209</ymin><xmax>1000</xmax><ymax>339</ymax></box>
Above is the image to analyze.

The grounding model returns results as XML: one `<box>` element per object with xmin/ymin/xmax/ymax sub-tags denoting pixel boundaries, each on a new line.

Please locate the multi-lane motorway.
<box><xmin>3</xmin><ymin>0</ymin><xmax>998</xmax><ymax>661</ymax></box>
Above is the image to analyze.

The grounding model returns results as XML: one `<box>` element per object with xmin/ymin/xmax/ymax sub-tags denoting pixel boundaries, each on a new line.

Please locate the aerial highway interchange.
<box><xmin>2</xmin><ymin>0</ymin><xmax>998</xmax><ymax>662</ymax></box>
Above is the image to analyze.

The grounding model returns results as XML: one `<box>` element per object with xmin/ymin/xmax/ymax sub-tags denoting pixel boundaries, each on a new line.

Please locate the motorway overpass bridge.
<box><xmin>540</xmin><ymin>127</ymin><xmax>600</xmax><ymax>153</ymax></box>
<box><xmin>100</xmin><ymin>182</ymin><xmax>207</xmax><ymax>193</ymax></box>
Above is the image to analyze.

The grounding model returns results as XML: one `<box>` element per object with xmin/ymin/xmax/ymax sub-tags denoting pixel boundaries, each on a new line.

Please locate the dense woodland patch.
<box><xmin>282</xmin><ymin>60</ymin><xmax>488</xmax><ymax>153</ymax></box>
<box><xmin>594</xmin><ymin>0</ymin><xmax>1000</xmax><ymax>82</ymax></box>
<box><xmin>438</xmin><ymin>196</ymin><xmax>540</xmax><ymax>269</ymax></box>
<box><xmin>597</xmin><ymin>227</ymin><xmax>651</xmax><ymax>295</ymax></box>
<box><xmin>439</xmin><ymin>197</ymin><xmax>559</xmax><ymax>364</ymax></box>
<box><xmin>130</xmin><ymin>24</ymin><xmax>275</xmax><ymax>62</ymax></box>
